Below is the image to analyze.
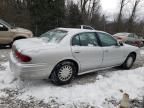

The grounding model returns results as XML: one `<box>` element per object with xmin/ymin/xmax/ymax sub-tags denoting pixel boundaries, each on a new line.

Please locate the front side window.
<box><xmin>40</xmin><ymin>29</ymin><xmax>67</xmax><ymax>43</ymax></box>
<box><xmin>72</xmin><ymin>32</ymin><xmax>98</xmax><ymax>46</ymax></box>
<box><xmin>97</xmin><ymin>32</ymin><xmax>117</xmax><ymax>46</ymax></box>
<box><xmin>72</xmin><ymin>35</ymin><xmax>80</xmax><ymax>46</ymax></box>
<box><xmin>0</xmin><ymin>19</ymin><xmax>12</xmax><ymax>28</ymax></box>
<box><xmin>0</xmin><ymin>23</ymin><xmax>8</xmax><ymax>31</ymax></box>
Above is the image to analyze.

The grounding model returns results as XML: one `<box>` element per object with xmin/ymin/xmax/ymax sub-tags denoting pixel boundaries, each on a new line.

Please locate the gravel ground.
<box><xmin>0</xmin><ymin>48</ymin><xmax>10</xmax><ymax>63</ymax></box>
<box><xmin>0</xmin><ymin>47</ymin><xmax>144</xmax><ymax>108</ymax></box>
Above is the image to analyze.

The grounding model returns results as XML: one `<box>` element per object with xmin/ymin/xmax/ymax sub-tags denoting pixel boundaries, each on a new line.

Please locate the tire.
<box><xmin>50</xmin><ymin>61</ymin><xmax>76</xmax><ymax>85</ymax></box>
<box><xmin>122</xmin><ymin>54</ymin><xmax>135</xmax><ymax>69</ymax></box>
<box><xmin>9</xmin><ymin>42</ymin><xmax>13</xmax><ymax>48</ymax></box>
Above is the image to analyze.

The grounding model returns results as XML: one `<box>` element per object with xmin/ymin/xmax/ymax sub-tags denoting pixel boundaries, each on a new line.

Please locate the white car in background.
<box><xmin>79</xmin><ymin>25</ymin><xmax>95</xmax><ymax>30</ymax></box>
<box><xmin>9</xmin><ymin>28</ymin><xmax>140</xmax><ymax>85</ymax></box>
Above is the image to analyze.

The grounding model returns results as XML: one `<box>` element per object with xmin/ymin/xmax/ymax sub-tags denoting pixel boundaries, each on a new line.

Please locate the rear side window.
<box><xmin>72</xmin><ymin>32</ymin><xmax>99</xmax><ymax>46</ymax></box>
<box><xmin>72</xmin><ymin>35</ymin><xmax>80</xmax><ymax>46</ymax></box>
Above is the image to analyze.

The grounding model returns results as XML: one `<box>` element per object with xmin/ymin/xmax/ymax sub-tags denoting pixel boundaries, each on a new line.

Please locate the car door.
<box><xmin>71</xmin><ymin>32</ymin><xmax>103</xmax><ymax>73</ymax></box>
<box><xmin>0</xmin><ymin>23</ymin><xmax>12</xmax><ymax>44</ymax></box>
<box><xmin>97</xmin><ymin>32</ymin><xmax>124</xmax><ymax>67</ymax></box>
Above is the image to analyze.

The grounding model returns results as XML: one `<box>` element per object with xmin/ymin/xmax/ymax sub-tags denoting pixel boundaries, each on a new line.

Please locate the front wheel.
<box><xmin>122</xmin><ymin>54</ymin><xmax>135</xmax><ymax>69</ymax></box>
<box><xmin>50</xmin><ymin>61</ymin><xmax>76</xmax><ymax>85</ymax></box>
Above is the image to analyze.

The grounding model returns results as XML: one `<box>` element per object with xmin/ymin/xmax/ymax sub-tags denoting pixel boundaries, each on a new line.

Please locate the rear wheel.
<box><xmin>122</xmin><ymin>54</ymin><xmax>135</xmax><ymax>69</ymax></box>
<box><xmin>50</xmin><ymin>61</ymin><xmax>76</xmax><ymax>85</ymax></box>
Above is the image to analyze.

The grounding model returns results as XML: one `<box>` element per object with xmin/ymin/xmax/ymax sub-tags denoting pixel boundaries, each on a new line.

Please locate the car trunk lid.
<box><xmin>13</xmin><ymin>38</ymin><xmax>57</xmax><ymax>52</ymax></box>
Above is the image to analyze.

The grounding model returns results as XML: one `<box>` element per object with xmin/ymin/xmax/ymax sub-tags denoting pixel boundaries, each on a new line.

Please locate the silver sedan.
<box><xmin>9</xmin><ymin>28</ymin><xmax>140</xmax><ymax>85</ymax></box>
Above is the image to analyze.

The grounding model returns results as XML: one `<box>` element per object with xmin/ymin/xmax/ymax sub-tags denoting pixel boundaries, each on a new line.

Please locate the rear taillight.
<box><xmin>15</xmin><ymin>50</ymin><xmax>31</xmax><ymax>62</ymax></box>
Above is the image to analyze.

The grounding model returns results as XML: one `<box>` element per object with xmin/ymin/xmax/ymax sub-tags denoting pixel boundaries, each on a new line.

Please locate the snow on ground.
<box><xmin>0</xmin><ymin>61</ymin><xmax>144</xmax><ymax>107</ymax></box>
<box><xmin>0</xmin><ymin>48</ymin><xmax>144</xmax><ymax>107</ymax></box>
<box><xmin>0</xmin><ymin>62</ymin><xmax>16</xmax><ymax>89</ymax></box>
<box><xmin>140</xmin><ymin>49</ymin><xmax>144</xmax><ymax>55</ymax></box>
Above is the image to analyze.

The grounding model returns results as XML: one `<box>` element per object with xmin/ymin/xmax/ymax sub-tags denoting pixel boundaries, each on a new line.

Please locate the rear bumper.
<box><xmin>9</xmin><ymin>52</ymin><xmax>51</xmax><ymax>79</ymax></box>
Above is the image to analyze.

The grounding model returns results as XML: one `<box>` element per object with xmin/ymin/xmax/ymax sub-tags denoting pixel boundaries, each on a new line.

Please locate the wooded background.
<box><xmin>0</xmin><ymin>0</ymin><xmax>144</xmax><ymax>36</ymax></box>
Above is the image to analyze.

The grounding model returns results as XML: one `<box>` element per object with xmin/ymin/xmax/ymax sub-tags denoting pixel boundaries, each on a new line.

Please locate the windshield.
<box><xmin>40</xmin><ymin>29</ymin><xmax>67</xmax><ymax>43</ymax></box>
<box><xmin>0</xmin><ymin>19</ymin><xmax>13</xmax><ymax>28</ymax></box>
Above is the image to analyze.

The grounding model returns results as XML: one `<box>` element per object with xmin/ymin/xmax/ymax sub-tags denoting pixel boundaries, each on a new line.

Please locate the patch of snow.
<box><xmin>1</xmin><ymin>55</ymin><xmax>5</xmax><ymax>58</ymax></box>
<box><xmin>140</xmin><ymin>50</ymin><xmax>144</xmax><ymax>55</ymax></box>
<box><xmin>0</xmin><ymin>92</ymin><xmax>8</xmax><ymax>97</ymax></box>
<box><xmin>0</xmin><ymin>62</ymin><xmax>144</xmax><ymax>107</ymax></box>
<box><xmin>96</xmin><ymin>75</ymin><xmax>104</xmax><ymax>80</ymax></box>
<box><xmin>0</xmin><ymin>62</ymin><xmax>16</xmax><ymax>89</ymax></box>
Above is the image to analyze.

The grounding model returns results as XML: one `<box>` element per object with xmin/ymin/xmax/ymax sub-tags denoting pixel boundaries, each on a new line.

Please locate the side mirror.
<box><xmin>117</xmin><ymin>40</ymin><xmax>124</xmax><ymax>46</ymax></box>
<box><xmin>0</xmin><ymin>24</ymin><xmax>4</xmax><ymax>28</ymax></box>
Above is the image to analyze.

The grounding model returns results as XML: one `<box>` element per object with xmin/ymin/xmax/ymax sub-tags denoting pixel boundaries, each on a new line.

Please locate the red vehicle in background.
<box><xmin>113</xmin><ymin>32</ymin><xmax>143</xmax><ymax>47</ymax></box>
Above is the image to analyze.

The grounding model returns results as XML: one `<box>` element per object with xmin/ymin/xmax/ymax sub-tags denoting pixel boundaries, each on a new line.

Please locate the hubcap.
<box><xmin>126</xmin><ymin>57</ymin><xmax>133</xmax><ymax>68</ymax></box>
<box><xmin>58</xmin><ymin>65</ymin><xmax>73</xmax><ymax>81</ymax></box>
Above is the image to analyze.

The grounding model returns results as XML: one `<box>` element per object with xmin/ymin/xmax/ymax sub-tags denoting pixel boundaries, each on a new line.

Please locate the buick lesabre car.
<box><xmin>9</xmin><ymin>28</ymin><xmax>140</xmax><ymax>85</ymax></box>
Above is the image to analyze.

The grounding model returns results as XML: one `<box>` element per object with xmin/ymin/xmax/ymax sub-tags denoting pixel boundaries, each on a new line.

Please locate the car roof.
<box><xmin>57</xmin><ymin>27</ymin><xmax>109</xmax><ymax>35</ymax></box>
<box><xmin>57</xmin><ymin>27</ymin><xmax>96</xmax><ymax>32</ymax></box>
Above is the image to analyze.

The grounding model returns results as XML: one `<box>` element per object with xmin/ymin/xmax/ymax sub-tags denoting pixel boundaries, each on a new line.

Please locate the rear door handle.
<box><xmin>104</xmin><ymin>50</ymin><xmax>109</xmax><ymax>52</ymax></box>
<box><xmin>74</xmin><ymin>51</ymin><xmax>80</xmax><ymax>53</ymax></box>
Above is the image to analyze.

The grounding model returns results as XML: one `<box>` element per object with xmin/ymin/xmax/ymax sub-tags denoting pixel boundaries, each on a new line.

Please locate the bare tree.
<box><xmin>79</xmin><ymin>0</ymin><xmax>101</xmax><ymax>25</ymax></box>
<box><xmin>87</xmin><ymin>0</ymin><xmax>92</xmax><ymax>16</ymax></box>
<box><xmin>116</xmin><ymin>0</ymin><xmax>129</xmax><ymax>32</ymax></box>
<box><xmin>127</xmin><ymin>0</ymin><xmax>142</xmax><ymax>32</ymax></box>
<box><xmin>66</xmin><ymin>1</ymin><xmax>82</xmax><ymax>27</ymax></box>
<box><xmin>80</xmin><ymin>0</ymin><xmax>89</xmax><ymax>14</ymax></box>
<box><xmin>90</xmin><ymin>0</ymin><xmax>101</xmax><ymax>17</ymax></box>
<box><xmin>79</xmin><ymin>0</ymin><xmax>89</xmax><ymax>24</ymax></box>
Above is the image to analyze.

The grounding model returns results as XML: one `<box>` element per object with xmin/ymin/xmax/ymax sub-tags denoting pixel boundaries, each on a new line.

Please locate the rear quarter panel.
<box><xmin>22</xmin><ymin>45</ymin><xmax>77</xmax><ymax>74</ymax></box>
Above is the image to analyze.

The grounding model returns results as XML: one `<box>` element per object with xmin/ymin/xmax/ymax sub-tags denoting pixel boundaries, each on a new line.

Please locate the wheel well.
<box><xmin>64</xmin><ymin>59</ymin><xmax>79</xmax><ymax>75</ymax></box>
<box><xmin>129</xmin><ymin>52</ymin><xmax>136</xmax><ymax>61</ymax></box>
<box><xmin>13</xmin><ymin>36</ymin><xmax>26</xmax><ymax>41</ymax></box>
<box><xmin>50</xmin><ymin>59</ymin><xmax>79</xmax><ymax>78</ymax></box>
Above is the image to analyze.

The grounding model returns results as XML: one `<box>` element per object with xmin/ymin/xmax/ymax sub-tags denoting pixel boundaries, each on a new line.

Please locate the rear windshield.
<box><xmin>40</xmin><ymin>29</ymin><xmax>67</xmax><ymax>43</ymax></box>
